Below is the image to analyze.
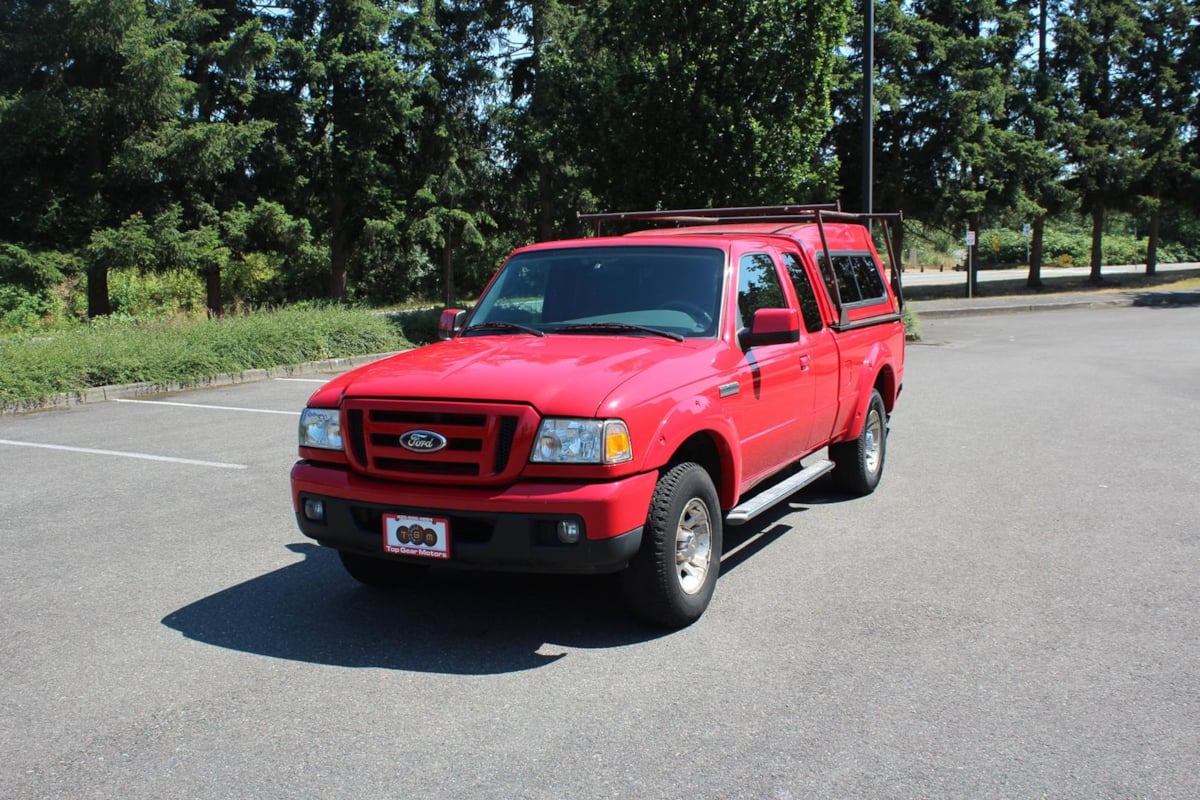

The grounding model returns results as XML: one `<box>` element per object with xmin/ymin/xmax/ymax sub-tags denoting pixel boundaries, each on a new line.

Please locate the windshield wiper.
<box><xmin>555</xmin><ymin>323</ymin><xmax>684</xmax><ymax>342</ymax></box>
<box><xmin>463</xmin><ymin>321</ymin><xmax>546</xmax><ymax>337</ymax></box>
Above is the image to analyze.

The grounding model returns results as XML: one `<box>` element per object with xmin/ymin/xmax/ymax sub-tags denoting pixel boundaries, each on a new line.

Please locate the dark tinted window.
<box><xmin>817</xmin><ymin>252</ymin><xmax>887</xmax><ymax>305</ymax></box>
<box><xmin>736</xmin><ymin>253</ymin><xmax>786</xmax><ymax>328</ymax></box>
<box><xmin>848</xmin><ymin>254</ymin><xmax>886</xmax><ymax>299</ymax></box>
<box><xmin>782</xmin><ymin>252</ymin><xmax>824</xmax><ymax>333</ymax></box>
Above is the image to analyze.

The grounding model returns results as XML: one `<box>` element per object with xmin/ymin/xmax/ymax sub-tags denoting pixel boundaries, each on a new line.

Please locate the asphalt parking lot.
<box><xmin>2</xmin><ymin>304</ymin><xmax>1198</xmax><ymax>799</ymax></box>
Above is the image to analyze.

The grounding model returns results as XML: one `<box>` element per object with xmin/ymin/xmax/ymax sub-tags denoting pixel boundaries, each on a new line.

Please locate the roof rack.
<box><xmin>576</xmin><ymin>204</ymin><xmax>907</xmax><ymax>317</ymax></box>
<box><xmin>578</xmin><ymin>204</ymin><xmax>843</xmax><ymax>234</ymax></box>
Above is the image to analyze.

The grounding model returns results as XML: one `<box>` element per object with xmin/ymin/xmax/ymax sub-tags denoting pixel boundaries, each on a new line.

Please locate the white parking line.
<box><xmin>0</xmin><ymin>439</ymin><xmax>248</xmax><ymax>469</ymax></box>
<box><xmin>274</xmin><ymin>378</ymin><xmax>328</xmax><ymax>383</ymax></box>
<box><xmin>114</xmin><ymin>399</ymin><xmax>300</xmax><ymax>416</ymax></box>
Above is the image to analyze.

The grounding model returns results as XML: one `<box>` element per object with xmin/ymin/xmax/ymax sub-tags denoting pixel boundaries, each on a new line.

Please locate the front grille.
<box><xmin>343</xmin><ymin>399</ymin><xmax>537</xmax><ymax>485</ymax></box>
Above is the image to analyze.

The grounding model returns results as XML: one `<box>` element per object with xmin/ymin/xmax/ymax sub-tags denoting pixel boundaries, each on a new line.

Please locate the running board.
<box><xmin>725</xmin><ymin>460</ymin><xmax>835</xmax><ymax>526</ymax></box>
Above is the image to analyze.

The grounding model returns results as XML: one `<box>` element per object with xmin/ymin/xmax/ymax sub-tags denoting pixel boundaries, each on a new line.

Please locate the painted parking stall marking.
<box><xmin>114</xmin><ymin>399</ymin><xmax>300</xmax><ymax>416</ymax></box>
<box><xmin>0</xmin><ymin>439</ymin><xmax>248</xmax><ymax>470</ymax></box>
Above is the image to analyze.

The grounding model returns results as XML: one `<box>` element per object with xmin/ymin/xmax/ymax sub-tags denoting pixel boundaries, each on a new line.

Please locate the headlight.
<box><xmin>531</xmin><ymin>418</ymin><xmax>633</xmax><ymax>465</ymax></box>
<box><xmin>299</xmin><ymin>408</ymin><xmax>343</xmax><ymax>450</ymax></box>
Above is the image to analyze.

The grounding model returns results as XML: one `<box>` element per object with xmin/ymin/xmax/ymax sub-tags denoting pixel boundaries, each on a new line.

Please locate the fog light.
<box><xmin>556</xmin><ymin>520</ymin><xmax>581</xmax><ymax>544</ymax></box>
<box><xmin>303</xmin><ymin>498</ymin><xmax>326</xmax><ymax>522</ymax></box>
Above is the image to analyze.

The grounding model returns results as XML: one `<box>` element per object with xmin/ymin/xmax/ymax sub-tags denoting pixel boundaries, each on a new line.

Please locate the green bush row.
<box><xmin>1</xmin><ymin>305</ymin><xmax>407</xmax><ymax>407</ymax></box>
<box><xmin>899</xmin><ymin>219</ymin><xmax>1200</xmax><ymax>270</ymax></box>
<box><xmin>972</xmin><ymin>229</ymin><xmax>1198</xmax><ymax>267</ymax></box>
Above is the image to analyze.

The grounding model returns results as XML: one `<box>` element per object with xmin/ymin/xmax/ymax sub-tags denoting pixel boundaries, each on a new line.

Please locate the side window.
<box><xmin>782</xmin><ymin>253</ymin><xmax>824</xmax><ymax>333</ymax></box>
<box><xmin>736</xmin><ymin>253</ymin><xmax>786</xmax><ymax>328</ymax></box>
<box><xmin>848</xmin><ymin>254</ymin><xmax>886</xmax><ymax>300</ymax></box>
<box><xmin>817</xmin><ymin>252</ymin><xmax>886</xmax><ymax>305</ymax></box>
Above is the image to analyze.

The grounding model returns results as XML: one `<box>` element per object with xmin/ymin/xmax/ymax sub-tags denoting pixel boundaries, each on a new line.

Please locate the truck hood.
<box><xmin>307</xmin><ymin>334</ymin><xmax>716</xmax><ymax>417</ymax></box>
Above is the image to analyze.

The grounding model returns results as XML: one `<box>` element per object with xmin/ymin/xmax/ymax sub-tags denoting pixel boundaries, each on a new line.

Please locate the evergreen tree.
<box><xmin>1125</xmin><ymin>0</ymin><xmax>1194</xmax><ymax>274</ymax></box>
<box><xmin>259</xmin><ymin>0</ymin><xmax>421</xmax><ymax>300</ymax></box>
<box><xmin>403</xmin><ymin>1</ymin><xmax>500</xmax><ymax>306</ymax></box>
<box><xmin>162</xmin><ymin>0</ymin><xmax>276</xmax><ymax>313</ymax></box>
<box><xmin>0</xmin><ymin>0</ymin><xmax>188</xmax><ymax>316</ymax></box>
<box><xmin>576</xmin><ymin>0</ymin><xmax>850</xmax><ymax>211</ymax></box>
<box><xmin>498</xmin><ymin>0</ymin><xmax>593</xmax><ymax>242</ymax></box>
<box><xmin>1052</xmin><ymin>0</ymin><xmax>1143</xmax><ymax>282</ymax></box>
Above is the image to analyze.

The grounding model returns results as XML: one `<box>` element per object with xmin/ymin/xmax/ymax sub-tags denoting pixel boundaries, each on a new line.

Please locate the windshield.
<box><xmin>467</xmin><ymin>245</ymin><xmax>724</xmax><ymax>338</ymax></box>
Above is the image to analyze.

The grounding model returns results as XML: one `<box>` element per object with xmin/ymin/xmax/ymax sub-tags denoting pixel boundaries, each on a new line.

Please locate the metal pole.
<box><xmin>861</xmin><ymin>0</ymin><xmax>874</xmax><ymax>215</ymax></box>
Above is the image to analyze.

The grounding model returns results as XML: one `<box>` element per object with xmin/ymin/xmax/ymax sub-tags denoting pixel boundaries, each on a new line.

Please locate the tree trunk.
<box><xmin>537</xmin><ymin>157</ymin><xmax>553</xmax><ymax>242</ymax></box>
<box><xmin>329</xmin><ymin>183</ymin><xmax>349</xmax><ymax>301</ymax></box>
<box><xmin>1089</xmin><ymin>201</ymin><xmax>1104</xmax><ymax>284</ymax></box>
<box><xmin>442</xmin><ymin>233</ymin><xmax>456</xmax><ymax>308</ymax></box>
<box><xmin>1146</xmin><ymin>205</ymin><xmax>1159</xmax><ymax>275</ymax></box>
<box><xmin>1027</xmin><ymin>216</ymin><xmax>1044</xmax><ymax>288</ymax></box>
<box><xmin>330</xmin><ymin>234</ymin><xmax>349</xmax><ymax>301</ymax></box>
<box><xmin>86</xmin><ymin>262</ymin><xmax>112</xmax><ymax>318</ymax></box>
<box><xmin>206</xmin><ymin>264</ymin><xmax>224</xmax><ymax>317</ymax></box>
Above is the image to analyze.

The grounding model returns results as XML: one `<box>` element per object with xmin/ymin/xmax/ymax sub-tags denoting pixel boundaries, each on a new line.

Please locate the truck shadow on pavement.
<box><xmin>163</xmin><ymin>480</ymin><xmax>844</xmax><ymax>675</ymax></box>
<box><xmin>162</xmin><ymin>542</ymin><xmax>669</xmax><ymax>675</ymax></box>
<box><xmin>719</xmin><ymin>476</ymin><xmax>847</xmax><ymax>574</ymax></box>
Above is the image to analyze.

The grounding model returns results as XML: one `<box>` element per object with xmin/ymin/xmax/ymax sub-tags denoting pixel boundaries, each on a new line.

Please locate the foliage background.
<box><xmin>1</xmin><ymin>0</ymin><xmax>1198</xmax><ymax>333</ymax></box>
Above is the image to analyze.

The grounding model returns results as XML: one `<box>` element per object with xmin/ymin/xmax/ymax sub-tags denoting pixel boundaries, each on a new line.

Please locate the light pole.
<box><xmin>861</xmin><ymin>0</ymin><xmax>874</xmax><ymax>215</ymax></box>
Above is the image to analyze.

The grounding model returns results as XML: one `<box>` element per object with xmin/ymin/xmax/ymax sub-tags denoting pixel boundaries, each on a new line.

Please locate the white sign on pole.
<box><xmin>966</xmin><ymin>230</ymin><xmax>977</xmax><ymax>247</ymax></box>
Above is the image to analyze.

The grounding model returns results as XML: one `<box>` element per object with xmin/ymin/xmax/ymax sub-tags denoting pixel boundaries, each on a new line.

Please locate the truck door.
<box><xmin>781</xmin><ymin>251</ymin><xmax>841</xmax><ymax>450</ymax></box>
<box><xmin>727</xmin><ymin>251</ymin><xmax>809</xmax><ymax>485</ymax></box>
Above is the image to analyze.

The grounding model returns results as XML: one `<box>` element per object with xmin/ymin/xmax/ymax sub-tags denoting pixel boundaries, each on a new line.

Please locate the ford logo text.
<box><xmin>399</xmin><ymin>430</ymin><xmax>448</xmax><ymax>453</ymax></box>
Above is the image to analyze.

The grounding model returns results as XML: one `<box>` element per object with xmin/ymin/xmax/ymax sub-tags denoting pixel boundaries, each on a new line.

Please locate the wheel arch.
<box><xmin>637</xmin><ymin>398</ymin><xmax>741</xmax><ymax>511</ymax></box>
<box><xmin>842</xmin><ymin>340</ymin><xmax>900</xmax><ymax>440</ymax></box>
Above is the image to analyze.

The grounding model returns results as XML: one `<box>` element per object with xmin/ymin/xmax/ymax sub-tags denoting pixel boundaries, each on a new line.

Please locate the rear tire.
<box><xmin>620</xmin><ymin>462</ymin><xmax>722</xmax><ymax>628</ymax></box>
<box><xmin>337</xmin><ymin>551</ymin><xmax>427</xmax><ymax>588</ymax></box>
<box><xmin>829</xmin><ymin>388</ymin><xmax>887</xmax><ymax>496</ymax></box>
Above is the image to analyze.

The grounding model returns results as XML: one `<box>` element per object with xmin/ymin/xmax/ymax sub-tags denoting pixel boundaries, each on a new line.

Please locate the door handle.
<box><xmin>799</xmin><ymin>355</ymin><xmax>811</xmax><ymax>372</ymax></box>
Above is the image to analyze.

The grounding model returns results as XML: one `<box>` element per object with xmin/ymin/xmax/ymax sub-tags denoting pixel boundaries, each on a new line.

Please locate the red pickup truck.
<box><xmin>291</xmin><ymin>205</ymin><xmax>906</xmax><ymax>627</ymax></box>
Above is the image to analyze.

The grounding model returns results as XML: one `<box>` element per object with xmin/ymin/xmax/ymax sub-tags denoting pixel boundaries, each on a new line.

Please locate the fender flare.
<box><xmin>637</xmin><ymin>394</ymin><xmax>743</xmax><ymax>509</ymax></box>
<box><xmin>843</xmin><ymin>340</ymin><xmax>900</xmax><ymax>441</ymax></box>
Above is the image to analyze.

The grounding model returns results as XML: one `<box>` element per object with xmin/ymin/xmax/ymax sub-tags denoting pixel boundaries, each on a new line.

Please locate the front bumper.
<box><xmin>291</xmin><ymin>462</ymin><xmax>657</xmax><ymax>574</ymax></box>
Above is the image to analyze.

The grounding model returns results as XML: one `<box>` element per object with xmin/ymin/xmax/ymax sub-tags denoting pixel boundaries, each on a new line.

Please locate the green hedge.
<box><xmin>1</xmin><ymin>306</ymin><xmax>407</xmax><ymax>406</ymax></box>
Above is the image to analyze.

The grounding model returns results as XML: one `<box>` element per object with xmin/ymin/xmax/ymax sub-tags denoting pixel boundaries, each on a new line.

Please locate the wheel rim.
<box><xmin>864</xmin><ymin>408</ymin><xmax>884</xmax><ymax>475</ymax></box>
<box><xmin>675</xmin><ymin>498</ymin><xmax>713</xmax><ymax>595</ymax></box>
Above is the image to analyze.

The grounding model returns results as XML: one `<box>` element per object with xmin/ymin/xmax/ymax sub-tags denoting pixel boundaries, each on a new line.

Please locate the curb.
<box><xmin>1</xmin><ymin>352</ymin><xmax>400</xmax><ymax>416</ymax></box>
<box><xmin>909</xmin><ymin>293</ymin><xmax>1136</xmax><ymax>319</ymax></box>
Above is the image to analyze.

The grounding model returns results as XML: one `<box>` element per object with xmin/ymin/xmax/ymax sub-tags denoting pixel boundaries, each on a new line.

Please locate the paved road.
<box><xmin>2</xmin><ymin>305</ymin><xmax>1198</xmax><ymax>798</ymax></box>
<box><xmin>900</xmin><ymin>260</ymin><xmax>1199</xmax><ymax>287</ymax></box>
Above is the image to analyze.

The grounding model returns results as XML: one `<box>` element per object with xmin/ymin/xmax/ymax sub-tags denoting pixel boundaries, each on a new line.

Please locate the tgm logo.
<box><xmin>398</xmin><ymin>430</ymin><xmax>448</xmax><ymax>453</ymax></box>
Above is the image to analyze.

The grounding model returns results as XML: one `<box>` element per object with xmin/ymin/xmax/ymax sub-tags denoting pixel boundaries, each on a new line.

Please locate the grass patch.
<box><xmin>1</xmin><ymin>305</ymin><xmax>407</xmax><ymax>408</ymax></box>
<box><xmin>902</xmin><ymin>305</ymin><xmax>921</xmax><ymax>341</ymax></box>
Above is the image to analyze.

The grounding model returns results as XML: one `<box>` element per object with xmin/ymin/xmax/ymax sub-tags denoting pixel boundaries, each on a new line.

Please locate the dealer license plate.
<box><xmin>382</xmin><ymin>514</ymin><xmax>450</xmax><ymax>560</ymax></box>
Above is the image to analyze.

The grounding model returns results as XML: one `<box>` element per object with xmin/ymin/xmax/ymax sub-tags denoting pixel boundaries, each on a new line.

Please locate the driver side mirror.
<box><xmin>438</xmin><ymin>309</ymin><xmax>466</xmax><ymax>340</ymax></box>
<box><xmin>739</xmin><ymin>308</ymin><xmax>800</xmax><ymax>349</ymax></box>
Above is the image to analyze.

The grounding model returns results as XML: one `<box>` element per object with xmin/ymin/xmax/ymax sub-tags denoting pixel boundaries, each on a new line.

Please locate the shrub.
<box><xmin>0</xmin><ymin>305</ymin><xmax>406</xmax><ymax>407</ymax></box>
<box><xmin>107</xmin><ymin>268</ymin><xmax>205</xmax><ymax>319</ymax></box>
<box><xmin>0</xmin><ymin>285</ymin><xmax>65</xmax><ymax>335</ymax></box>
<box><xmin>902</xmin><ymin>304</ymin><xmax>921</xmax><ymax>342</ymax></box>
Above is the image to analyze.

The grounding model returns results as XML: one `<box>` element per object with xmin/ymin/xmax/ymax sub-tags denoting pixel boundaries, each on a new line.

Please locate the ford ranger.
<box><xmin>291</xmin><ymin>205</ymin><xmax>906</xmax><ymax>627</ymax></box>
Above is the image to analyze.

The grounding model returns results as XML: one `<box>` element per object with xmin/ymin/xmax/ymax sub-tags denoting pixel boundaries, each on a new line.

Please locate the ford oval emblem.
<box><xmin>399</xmin><ymin>430</ymin><xmax>448</xmax><ymax>453</ymax></box>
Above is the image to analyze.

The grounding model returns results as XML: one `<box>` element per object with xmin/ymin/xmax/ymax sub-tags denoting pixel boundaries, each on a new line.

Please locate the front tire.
<box><xmin>620</xmin><ymin>462</ymin><xmax>722</xmax><ymax>628</ymax></box>
<box><xmin>337</xmin><ymin>550</ymin><xmax>427</xmax><ymax>588</ymax></box>
<box><xmin>829</xmin><ymin>388</ymin><xmax>888</xmax><ymax>496</ymax></box>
